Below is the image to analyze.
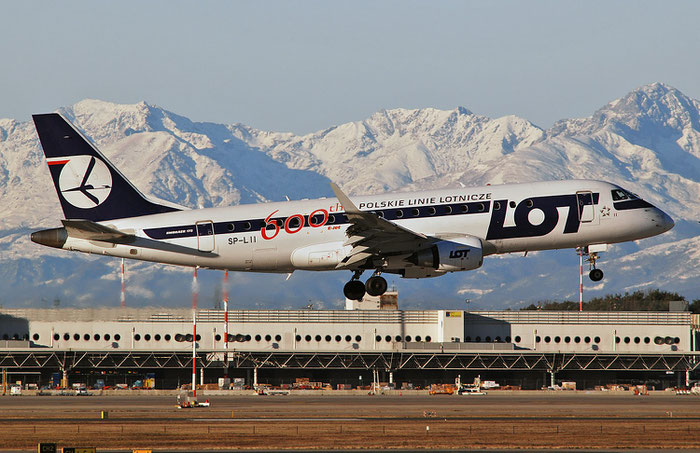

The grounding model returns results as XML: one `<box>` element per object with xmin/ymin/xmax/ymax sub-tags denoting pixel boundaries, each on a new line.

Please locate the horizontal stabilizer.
<box><xmin>61</xmin><ymin>219</ymin><xmax>134</xmax><ymax>243</ymax></box>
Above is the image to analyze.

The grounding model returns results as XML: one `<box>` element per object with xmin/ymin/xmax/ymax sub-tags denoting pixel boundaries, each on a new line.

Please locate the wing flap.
<box><xmin>330</xmin><ymin>182</ymin><xmax>432</xmax><ymax>269</ymax></box>
<box><xmin>336</xmin><ymin>251</ymin><xmax>373</xmax><ymax>268</ymax></box>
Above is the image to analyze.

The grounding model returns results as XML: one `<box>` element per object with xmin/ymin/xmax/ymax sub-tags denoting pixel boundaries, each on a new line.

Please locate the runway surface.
<box><xmin>2</xmin><ymin>392</ymin><xmax>700</xmax><ymax>450</ymax></box>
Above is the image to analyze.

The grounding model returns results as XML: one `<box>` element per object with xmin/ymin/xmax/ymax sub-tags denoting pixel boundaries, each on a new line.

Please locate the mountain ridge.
<box><xmin>0</xmin><ymin>82</ymin><xmax>698</xmax><ymax>309</ymax></box>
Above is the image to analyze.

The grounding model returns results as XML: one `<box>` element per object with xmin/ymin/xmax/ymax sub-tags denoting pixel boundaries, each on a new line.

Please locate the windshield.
<box><xmin>611</xmin><ymin>189</ymin><xmax>639</xmax><ymax>201</ymax></box>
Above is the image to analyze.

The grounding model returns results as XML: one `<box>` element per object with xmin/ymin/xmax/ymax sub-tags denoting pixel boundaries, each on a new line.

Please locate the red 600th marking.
<box><xmin>308</xmin><ymin>209</ymin><xmax>329</xmax><ymax>227</ymax></box>
<box><xmin>284</xmin><ymin>214</ymin><xmax>305</xmax><ymax>234</ymax></box>
<box><xmin>261</xmin><ymin>210</ymin><xmax>280</xmax><ymax>240</ymax></box>
<box><xmin>261</xmin><ymin>209</ymin><xmax>329</xmax><ymax>240</ymax></box>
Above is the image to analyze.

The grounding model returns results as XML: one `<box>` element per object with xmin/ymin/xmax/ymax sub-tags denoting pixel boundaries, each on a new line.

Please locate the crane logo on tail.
<box><xmin>49</xmin><ymin>155</ymin><xmax>112</xmax><ymax>208</ymax></box>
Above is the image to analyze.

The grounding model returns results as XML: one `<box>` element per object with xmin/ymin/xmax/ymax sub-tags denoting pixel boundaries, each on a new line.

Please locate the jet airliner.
<box><xmin>30</xmin><ymin>114</ymin><xmax>675</xmax><ymax>300</ymax></box>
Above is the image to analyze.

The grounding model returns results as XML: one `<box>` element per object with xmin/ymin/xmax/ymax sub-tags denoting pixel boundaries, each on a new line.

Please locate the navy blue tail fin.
<box><xmin>33</xmin><ymin>113</ymin><xmax>180</xmax><ymax>221</ymax></box>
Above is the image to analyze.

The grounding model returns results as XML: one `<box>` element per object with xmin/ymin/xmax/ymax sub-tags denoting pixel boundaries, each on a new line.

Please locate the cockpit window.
<box><xmin>612</xmin><ymin>189</ymin><xmax>639</xmax><ymax>201</ymax></box>
<box><xmin>611</xmin><ymin>189</ymin><xmax>628</xmax><ymax>201</ymax></box>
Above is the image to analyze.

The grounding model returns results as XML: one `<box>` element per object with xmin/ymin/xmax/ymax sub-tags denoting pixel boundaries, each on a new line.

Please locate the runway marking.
<box><xmin>192</xmin><ymin>417</ymin><xmax>364</xmax><ymax>422</ymax></box>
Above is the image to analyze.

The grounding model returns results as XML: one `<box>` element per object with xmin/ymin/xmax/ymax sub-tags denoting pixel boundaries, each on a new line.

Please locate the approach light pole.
<box><xmin>192</xmin><ymin>267</ymin><xmax>198</xmax><ymax>398</ymax></box>
<box><xmin>578</xmin><ymin>248</ymin><xmax>583</xmax><ymax>312</ymax></box>
<box><xmin>223</xmin><ymin>270</ymin><xmax>229</xmax><ymax>367</ymax></box>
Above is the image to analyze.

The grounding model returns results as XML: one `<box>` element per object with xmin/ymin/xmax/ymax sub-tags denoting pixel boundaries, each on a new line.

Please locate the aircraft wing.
<box><xmin>61</xmin><ymin>219</ymin><xmax>134</xmax><ymax>243</ymax></box>
<box><xmin>330</xmin><ymin>183</ymin><xmax>432</xmax><ymax>269</ymax></box>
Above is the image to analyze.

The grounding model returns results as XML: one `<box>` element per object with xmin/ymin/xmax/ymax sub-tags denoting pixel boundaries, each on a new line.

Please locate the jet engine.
<box><xmin>407</xmin><ymin>235</ymin><xmax>483</xmax><ymax>272</ymax></box>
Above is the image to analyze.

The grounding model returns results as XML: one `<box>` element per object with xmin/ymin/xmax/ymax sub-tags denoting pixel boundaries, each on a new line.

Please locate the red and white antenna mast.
<box><xmin>578</xmin><ymin>248</ymin><xmax>583</xmax><ymax>312</ymax></box>
<box><xmin>192</xmin><ymin>267</ymin><xmax>198</xmax><ymax>398</ymax></box>
<box><xmin>223</xmin><ymin>270</ymin><xmax>229</xmax><ymax>362</ymax></box>
<box><xmin>120</xmin><ymin>258</ymin><xmax>126</xmax><ymax>308</ymax></box>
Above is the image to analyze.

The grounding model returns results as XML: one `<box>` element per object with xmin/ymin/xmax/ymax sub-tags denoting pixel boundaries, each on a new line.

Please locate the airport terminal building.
<box><xmin>1</xmin><ymin>298</ymin><xmax>699</xmax><ymax>390</ymax></box>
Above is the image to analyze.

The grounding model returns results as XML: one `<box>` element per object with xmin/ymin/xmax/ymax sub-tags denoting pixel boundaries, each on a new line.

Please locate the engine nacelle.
<box><xmin>408</xmin><ymin>236</ymin><xmax>483</xmax><ymax>272</ymax></box>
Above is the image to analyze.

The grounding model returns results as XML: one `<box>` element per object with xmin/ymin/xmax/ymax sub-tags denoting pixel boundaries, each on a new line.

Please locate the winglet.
<box><xmin>330</xmin><ymin>182</ymin><xmax>360</xmax><ymax>214</ymax></box>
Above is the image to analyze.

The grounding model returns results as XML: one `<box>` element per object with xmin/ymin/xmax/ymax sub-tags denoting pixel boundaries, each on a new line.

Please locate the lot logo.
<box><xmin>449</xmin><ymin>249</ymin><xmax>470</xmax><ymax>259</ymax></box>
<box><xmin>57</xmin><ymin>155</ymin><xmax>112</xmax><ymax>208</ymax></box>
<box><xmin>486</xmin><ymin>193</ymin><xmax>599</xmax><ymax>240</ymax></box>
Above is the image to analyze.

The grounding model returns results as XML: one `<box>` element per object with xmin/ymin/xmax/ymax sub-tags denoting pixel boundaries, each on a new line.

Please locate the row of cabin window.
<box><xmin>223</xmin><ymin>202</ymin><xmax>498</xmax><ymax>232</ymax></box>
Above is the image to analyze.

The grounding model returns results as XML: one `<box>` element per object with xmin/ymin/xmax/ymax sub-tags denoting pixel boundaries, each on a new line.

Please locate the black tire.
<box><xmin>589</xmin><ymin>268</ymin><xmax>604</xmax><ymax>282</ymax></box>
<box><xmin>344</xmin><ymin>280</ymin><xmax>366</xmax><ymax>300</ymax></box>
<box><xmin>365</xmin><ymin>276</ymin><xmax>388</xmax><ymax>296</ymax></box>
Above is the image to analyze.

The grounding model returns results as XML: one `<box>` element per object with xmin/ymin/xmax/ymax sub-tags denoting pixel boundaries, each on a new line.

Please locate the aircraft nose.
<box><xmin>654</xmin><ymin>209</ymin><xmax>675</xmax><ymax>233</ymax></box>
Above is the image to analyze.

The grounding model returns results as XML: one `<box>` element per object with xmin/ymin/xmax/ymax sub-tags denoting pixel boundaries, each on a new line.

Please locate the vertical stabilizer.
<box><xmin>33</xmin><ymin>113</ymin><xmax>180</xmax><ymax>221</ymax></box>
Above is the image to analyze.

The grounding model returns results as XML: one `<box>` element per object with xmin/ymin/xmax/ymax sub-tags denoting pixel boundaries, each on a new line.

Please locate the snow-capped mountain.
<box><xmin>0</xmin><ymin>82</ymin><xmax>697</xmax><ymax>309</ymax></box>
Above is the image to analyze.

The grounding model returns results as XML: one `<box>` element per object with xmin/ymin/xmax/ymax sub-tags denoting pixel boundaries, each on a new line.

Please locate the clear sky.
<box><xmin>2</xmin><ymin>1</ymin><xmax>699</xmax><ymax>134</ymax></box>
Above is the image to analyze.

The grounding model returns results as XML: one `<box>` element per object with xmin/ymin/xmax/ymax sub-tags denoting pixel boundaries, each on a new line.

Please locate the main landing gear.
<box><xmin>343</xmin><ymin>271</ymin><xmax>388</xmax><ymax>301</ymax></box>
<box><xmin>579</xmin><ymin>247</ymin><xmax>604</xmax><ymax>282</ymax></box>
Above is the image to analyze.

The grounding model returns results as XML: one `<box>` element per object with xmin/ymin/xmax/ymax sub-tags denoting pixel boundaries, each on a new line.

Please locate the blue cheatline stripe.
<box><xmin>142</xmin><ymin>200</ymin><xmax>493</xmax><ymax>240</ymax></box>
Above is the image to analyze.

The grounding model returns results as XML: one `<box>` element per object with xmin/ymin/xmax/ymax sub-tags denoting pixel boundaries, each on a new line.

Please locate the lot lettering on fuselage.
<box><xmin>486</xmin><ymin>193</ymin><xmax>599</xmax><ymax>240</ymax></box>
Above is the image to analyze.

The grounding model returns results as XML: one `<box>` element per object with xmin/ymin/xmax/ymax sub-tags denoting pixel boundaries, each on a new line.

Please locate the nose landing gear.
<box><xmin>343</xmin><ymin>270</ymin><xmax>389</xmax><ymax>300</ymax></box>
<box><xmin>578</xmin><ymin>247</ymin><xmax>604</xmax><ymax>282</ymax></box>
<box><xmin>589</xmin><ymin>268</ymin><xmax>604</xmax><ymax>282</ymax></box>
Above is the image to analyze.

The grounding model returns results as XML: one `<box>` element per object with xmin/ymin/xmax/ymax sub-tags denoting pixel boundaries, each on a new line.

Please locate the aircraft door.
<box><xmin>576</xmin><ymin>191</ymin><xmax>597</xmax><ymax>224</ymax></box>
<box><xmin>196</xmin><ymin>221</ymin><xmax>215</xmax><ymax>252</ymax></box>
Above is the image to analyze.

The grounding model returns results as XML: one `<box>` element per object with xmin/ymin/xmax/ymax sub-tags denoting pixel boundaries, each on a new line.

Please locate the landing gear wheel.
<box><xmin>344</xmin><ymin>280</ymin><xmax>366</xmax><ymax>301</ymax></box>
<box><xmin>589</xmin><ymin>268</ymin><xmax>604</xmax><ymax>282</ymax></box>
<box><xmin>365</xmin><ymin>276</ymin><xmax>388</xmax><ymax>297</ymax></box>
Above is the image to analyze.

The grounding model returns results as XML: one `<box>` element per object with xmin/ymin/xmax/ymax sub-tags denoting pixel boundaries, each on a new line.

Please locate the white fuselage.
<box><xmin>57</xmin><ymin>179</ymin><xmax>674</xmax><ymax>277</ymax></box>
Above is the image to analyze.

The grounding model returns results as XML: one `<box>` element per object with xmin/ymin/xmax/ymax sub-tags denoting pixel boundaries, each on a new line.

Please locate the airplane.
<box><xmin>30</xmin><ymin>113</ymin><xmax>675</xmax><ymax>301</ymax></box>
